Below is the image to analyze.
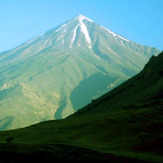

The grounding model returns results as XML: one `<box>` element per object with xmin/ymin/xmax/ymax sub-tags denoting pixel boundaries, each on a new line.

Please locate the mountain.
<box><xmin>0</xmin><ymin>51</ymin><xmax>162</xmax><ymax>162</ymax></box>
<box><xmin>0</xmin><ymin>15</ymin><xmax>160</xmax><ymax>130</ymax></box>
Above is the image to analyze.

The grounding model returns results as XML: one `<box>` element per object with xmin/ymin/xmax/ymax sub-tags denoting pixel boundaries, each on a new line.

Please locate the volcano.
<box><xmin>0</xmin><ymin>15</ymin><xmax>160</xmax><ymax>130</ymax></box>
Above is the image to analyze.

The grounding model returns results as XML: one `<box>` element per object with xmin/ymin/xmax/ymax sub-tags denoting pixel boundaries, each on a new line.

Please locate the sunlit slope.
<box><xmin>0</xmin><ymin>15</ymin><xmax>160</xmax><ymax>130</ymax></box>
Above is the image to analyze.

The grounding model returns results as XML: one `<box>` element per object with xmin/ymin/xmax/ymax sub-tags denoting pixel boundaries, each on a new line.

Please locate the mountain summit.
<box><xmin>0</xmin><ymin>15</ymin><xmax>160</xmax><ymax>130</ymax></box>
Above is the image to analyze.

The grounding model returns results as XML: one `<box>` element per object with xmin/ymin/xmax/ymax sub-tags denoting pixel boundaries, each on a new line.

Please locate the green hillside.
<box><xmin>0</xmin><ymin>51</ymin><xmax>162</xmax><ymax>162</ymax></box>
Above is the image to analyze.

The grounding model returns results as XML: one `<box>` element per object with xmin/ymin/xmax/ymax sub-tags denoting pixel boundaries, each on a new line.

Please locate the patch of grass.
<box><xmin>109</xmin><ymin>150</ymin><xmax>163</xmax><ymax>163</ymax></box>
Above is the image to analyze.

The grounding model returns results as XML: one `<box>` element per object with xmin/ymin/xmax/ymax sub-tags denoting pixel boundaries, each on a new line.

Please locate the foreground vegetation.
<box><xmin>0</xmin><ymin>99</ymin><xmax>162</xmax><ymax>162</ymax></box>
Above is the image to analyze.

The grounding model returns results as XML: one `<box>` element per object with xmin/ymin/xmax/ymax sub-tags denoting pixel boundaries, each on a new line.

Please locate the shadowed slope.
<box><xmin>74</xmin><ymin>51</ymin><xmax>163</xmax><ymax>115</ymax></box>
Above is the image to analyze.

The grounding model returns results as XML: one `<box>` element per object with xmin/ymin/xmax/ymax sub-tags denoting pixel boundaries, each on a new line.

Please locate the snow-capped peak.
<box><xmin>70</xmin><ymin>15</ymin><xmax>92</xmax><ymax>48</ymax></box>
<box><xmin>75</xmin><ymin>15</ymin><xmax>94</xmax><ymax>22</ymax></box>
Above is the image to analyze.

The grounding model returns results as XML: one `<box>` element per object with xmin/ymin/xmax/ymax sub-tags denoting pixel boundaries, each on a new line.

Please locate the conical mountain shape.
<box><xmin>0</xmin><ymin>15</ymin><xmax>160</xmax><ymax>130</ymax></box>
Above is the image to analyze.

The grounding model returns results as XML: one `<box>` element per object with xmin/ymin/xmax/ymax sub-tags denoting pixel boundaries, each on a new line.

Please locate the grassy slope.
<box><xmin>0</xmin><ymin>52</ymin><xmax>162</xmax><ymax>162</ymax></box>
<box><xmin>0</xmin><ymin>101</ymin><xmax>162</xmax><ymax>162</ymax></box>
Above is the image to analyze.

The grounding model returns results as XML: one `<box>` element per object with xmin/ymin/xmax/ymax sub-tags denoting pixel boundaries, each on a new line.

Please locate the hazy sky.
<box><xmin>0</xmin><ymin>0</ymin><xmax>162</xmax><ymax>52</ymax></box>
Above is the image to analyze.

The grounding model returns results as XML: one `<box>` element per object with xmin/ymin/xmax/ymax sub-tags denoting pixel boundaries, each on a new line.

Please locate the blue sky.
<box><xmin>0</xmin><ymin>0</ymin><xmax>162</xmax><ymax>52</ymax></box>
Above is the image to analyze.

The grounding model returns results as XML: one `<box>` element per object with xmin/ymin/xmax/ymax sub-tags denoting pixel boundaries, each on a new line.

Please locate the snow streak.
<box><xmin>55</xmin><ymin>24</ymin><xmax>67</xmax><ymax>33</ymax></box>
<box><xmin>27</xmin><ymin>33</ymin><xmax>45</xmax><ymax>44</ymax></box>
<box><xmin>78</xmin><ymin>16</ymin><xmax>92</xmax><ymax>45</ymax></box>
<box><xmin>101</xmin><ymin>25</ymin><xmax>130</xmax><ymax>42</ymax></box>
<box><xmin>70</xmin><ymin>24</ymin><xmax>80</xmax><ymax>48</ymax></box>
